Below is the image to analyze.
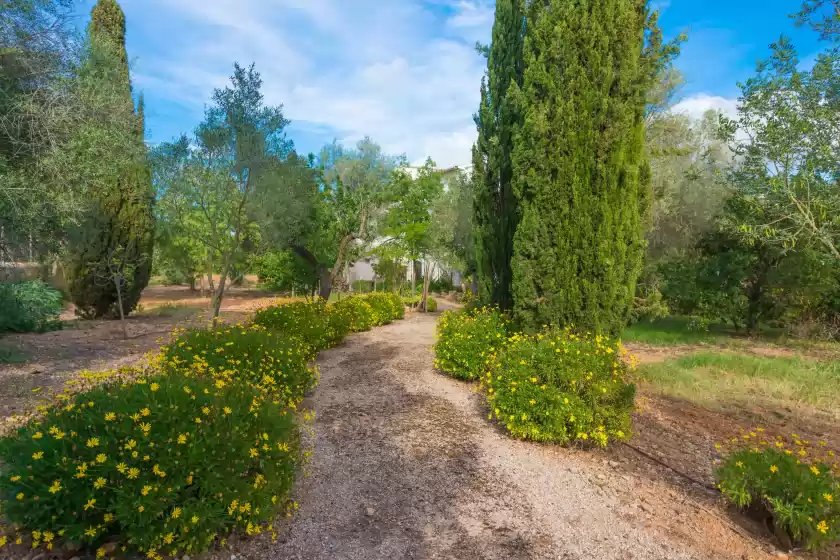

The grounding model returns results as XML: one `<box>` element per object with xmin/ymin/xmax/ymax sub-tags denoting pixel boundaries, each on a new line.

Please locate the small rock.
<box><xmin>608</xmin><ymin>461</ymin><xmax>620</xmax><ymax>468</ymax></box>
<box><xmin>596</xmin><ymin>473</ymin><xmax>607</xmax><ymax>481</ymax></box>
<box><xmin>639</xmin><ymin>503</ymin><xmax>652</xmax><ymax>513</ymax></box>
<box><xmin>366</xmin><ymin>507</ymin><xmax>376</xmax><ymax>516</ymax></box>
<box><xmin>182</xmin><ymin>555</ymin><xmax>191</xmax><ymax>560</ymax></box>
<box><xmin>27</xmin><ymin>366</ymin><xmax>43</xmax><ymax>375</ymax></box>
<box><xmin>774</xmin><ymin>553</ymin><xmax>788</xmax><ymax>559</ymax></box>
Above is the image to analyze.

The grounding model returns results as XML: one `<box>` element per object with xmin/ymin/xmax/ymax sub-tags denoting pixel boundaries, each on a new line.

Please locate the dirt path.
<box><xmin>254</xmin><ymin>312</ymin><xmax>774</xmax><ymax>560</ymax></box>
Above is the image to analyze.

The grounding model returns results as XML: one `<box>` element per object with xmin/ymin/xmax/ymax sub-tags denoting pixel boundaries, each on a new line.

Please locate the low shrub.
<box><xmin>331</xmin><ymin>297</ymin><xmax>374</xmax><ymax>333</ymax></box>
<box><xmin>364</xmin><ymin>293</ymin><xmax>403</xmax><ymax>325</ymax></box>
<box><xmin>434</xmin><ymin>307</ymin><xmax>508</xmax><ymax>380</ymax></box>
<box><xmin>401</xmin><ymin>295</ymin><xmax>437</xmax><ymax>312</ymax></box>
<box><xmin>160</xmin><ymin>325</ymin><xmax>317</xmax><ymax>407</ymax></box>
<box><xmin>716</xmin><ymin>432</ymin><xmax>840</xmax><ymax>550</ymax></box>
<box><xmin>252</xmin><ymin>299</ymin><xmax>345</xmax><ymax>351</ymax></box>
<box><xmin>0</xmin><ymin>372</ymin><xmax>298</xmax><ymax>559</ymax></box>
<box><xmin>485</xmin><ymin>328</ymin><xmax>635</xmax><ymax>446</ymax></box>
<box><xmin>0</xmin><ymin>280</ymin><xmax>64</xmax><ymax>334</ymax></box>
<box><xmin>459</xmin><ymin>289</ymin><xmax>478</xmax><ymax>310</ymax></box>
<box><xmin>402</xmin><ymin>295</ymin><xmax>420</xmax><ymax>308</ymax></box>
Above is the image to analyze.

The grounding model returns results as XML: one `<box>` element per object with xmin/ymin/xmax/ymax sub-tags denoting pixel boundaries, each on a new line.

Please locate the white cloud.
<box><xmin>671</xmin><ymin>93</ymin><xmax>739</xmax><ymax>121</ymax></box>
<box><xmin>448</xmin><ymin>1</ymin><xmax>494</xmax><ymax>29</ymax></box>
<box><xmin>122</xmin><ymin>0</ymin><xmax>487</xmax><ymax>168</ymax></box>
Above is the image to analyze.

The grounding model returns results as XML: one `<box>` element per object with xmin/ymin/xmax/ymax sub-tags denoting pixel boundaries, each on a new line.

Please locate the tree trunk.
<box><xmin>471</xmin><ymin>275</ymin><xmax>479</xmax><ymax>298</ymax></box>
<box><xmin>114</xmin><ymin>273</ymin><xmax>128</xmax><ymax>340</ymax></box>
<box><xmin>188</xmin><ymin>275</ymin><xmax>197</xmax><ymax>292</ymax></box>
<box><xmin>212</xmin><ymin>256</ymin><xmax>231</xmax><ymax>320</ymax></box>
<box><xmin>422</xmin><ymin>261</ymin><xmax>435</xmax><ymax>312</ymax></box>
<box><xmin>411</xmin><ymin>260</ymin><xmax>416</xmax><ymax>297</ymax></box>
<box><xmin>318</xmin><ymin>266</ymin><xmax>332</xmax><ymax>301</ymax></box>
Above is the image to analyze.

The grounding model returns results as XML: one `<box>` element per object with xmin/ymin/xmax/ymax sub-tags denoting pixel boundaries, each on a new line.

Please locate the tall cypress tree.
<box><xmin>510</xmin><ymin>0</ymin><xmax>671</xmax><ymax>334</ymax></box>
<box><xmin>65</xmin><ymin>0</ymin><xmax>154</xmax><ymax>318</ymax></box>
<box><xmin>473</xmin><ymin>0</ymin><xmax>524</xmax><ymax>308</ymax></box>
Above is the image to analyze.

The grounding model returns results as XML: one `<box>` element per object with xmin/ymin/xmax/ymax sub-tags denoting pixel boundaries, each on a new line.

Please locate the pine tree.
<box><xmin>510</xmin><ymin>0</ymin><xmax>670</xmax><ymax>334</ymax></box>
<box><xmin>65</xmin><ymin>0</ymin><xmax>154</xmax><ymax>319</ymax></box>
<box><xmin>473</xmin><ymin>0</ymin><xmax>524</xmax><ymax>308</ymax></box>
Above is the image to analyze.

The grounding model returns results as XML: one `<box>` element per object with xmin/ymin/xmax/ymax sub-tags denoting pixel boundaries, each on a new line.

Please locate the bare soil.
<box><xmin>0</xmin><ymin>285</ymin><xmax>279</xmax><ymax>420</ymax></box>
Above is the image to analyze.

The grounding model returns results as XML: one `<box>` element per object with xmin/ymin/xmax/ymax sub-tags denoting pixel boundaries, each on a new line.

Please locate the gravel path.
<box><xmin>264</xmin><ymin>311</ymin><xmax>772</xmax><ymax>560</ymax></box>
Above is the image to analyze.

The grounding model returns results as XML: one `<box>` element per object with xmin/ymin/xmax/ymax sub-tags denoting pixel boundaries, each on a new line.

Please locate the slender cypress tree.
<box><xmin>510</xmin><ymin>0</ymin><xmax>668</xmax><ymax>334</ymax></box>
<box><xmin>65</xmin><ymin>0</ymin><xmax>154</xmax><ymax>318</ymax></box>
<box><xmin>473</xmin><ymin>0</ymin><xmax>524</xmax><ymax>308</ymax></box>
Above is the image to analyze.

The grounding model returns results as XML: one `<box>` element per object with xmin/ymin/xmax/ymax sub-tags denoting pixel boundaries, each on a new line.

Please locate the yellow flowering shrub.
<box><xmin>159</xmin><ymin>325</ymin><xmax>317</xmax><ymax>407</ymax></box>
<box><xmin>715</xmin><ymin>431</ymin><xmax>840</xmax><ymax>550</ymax></box>
<box><xmin>434</xmin><ymin>307</ymin><xmax>508</xmax><ymax>380</ymax></box>
<box><xmin>331</xmin><ymin>297</ymin><xmax>375</xmax><ymax>333</ymax></box>
<box><xmin>363</xmin><ymin>293</ymin><xmax>404</xmax><ymax>325</ymax></box>
<box><xmin>485</xmin><ymin>328</ymin><xmax>635</xmax><ymax>446</ymax></box>
<box><xmin>0</xmin><ymin>373</ymin><xmax>298</xmax><ymax>559</ymax></box>
<box><xmin>252</xmin><ymin>299</ymin><xmax>348</xmax><ymax>351</ymax></box>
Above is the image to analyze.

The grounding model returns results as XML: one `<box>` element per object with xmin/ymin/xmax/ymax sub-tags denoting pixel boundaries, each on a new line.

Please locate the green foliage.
<box><xmin>510</xmin><ymin>2</ymin><xmax>679</xmax><ymax>335</ymax></box>
<box><xmin>0</xmin><ymin>373</ymin><xmax>298</xmax><ymax>558</ymax></box>
<box><xmin>331</xmin><ymin>297</ymin><xmax>375</xmax><ymax>333</ymax></box>
<box><xmin>257</xmin><ymin>139</ymin><xmax>399</xmax><ymax>301</ymax></box>
<box><xmin>160</xmin><ymin>325</ymin><xmax>317</xmax><ymax>407</ymax></box>
<box><xmin>153</xmin><ymin>64</ymin><xmax>292</xmax><ymax>318</ymax></box>
<box><xmin>486</xmin><ymin>329</ymin><xmax>635</xmax><ymax>446</ymax></box>
<box><xmin>473</xmin><ymin>0</ymin><xmax>523</xmax><ymax>309</ymax></box>
<box><xmin>251</xmin><ymin>251</ymin><xmax>315</xmax><ymax>294</ymax></box>
<box><xmin>362</xmin><ymin>292</ymin><xmax>404</xmax><ymax>325</ymax></box>
<box><xmin>718</xmin><ymin>36</ymin><xmax>840</xmax><ymax>263</ymax></box>
<box><xmin>434</xmin><ymin>307</ymin><xmax>508</xmax><ymax>381</ymax></box>
<box><xmin>658</xmin><ymin>226</ymin><xmax>840</xmax><ymax>332</ymax></box>
<box><xmin>716</xmin><ymin>435</ymin><xmax>840</xmax><ymax>550</ymax></box>
<box><xmin>251</xmin><ymin>299</ymin><xmax>343</xmax><ymax>352</ymax></box>
<box><xmin>629</xmin><ymin>287</ymin><xmax>670</xmax><ymax>325</ymax></box>
<box><xmin>64</xmin><ymin>0</ymin><xmax>154</xmax><ymax>319</ymax></box>
<box><xmin>0</xmin><ymin>280</ymin><xmax>64</xmax><ymax>333</ymax></box>
<box><xmin>65</xmin><ymin>194</ymin><xmax>155</xmax><ymax>319</ymax></box>
<box><xmin>402</xmin><ymin>294</ymin><xmax>437</xmax><ymax>312</ymax></box>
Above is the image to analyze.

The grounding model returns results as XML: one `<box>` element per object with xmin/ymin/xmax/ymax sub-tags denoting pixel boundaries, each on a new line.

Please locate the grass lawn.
<box><xmin>621</xmin><ymin>317</ymin><xmax>732</xmax><ymax>345</ymax></box>
<box><xmin>638</xmin><ymin>352</ymin><xmax>840</xmax><ymax>417</ymax></box>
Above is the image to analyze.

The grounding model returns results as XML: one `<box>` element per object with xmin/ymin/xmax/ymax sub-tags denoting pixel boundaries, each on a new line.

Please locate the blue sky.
<box><xmin>73</xmin><ymin>0</ymin><xmax>825</xmax><ymax>168</ymax></box>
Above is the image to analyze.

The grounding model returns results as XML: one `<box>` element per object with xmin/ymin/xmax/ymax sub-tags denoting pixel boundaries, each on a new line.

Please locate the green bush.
<box><xmin>252</xmin><ymin>299</ymin><xmax>345</xmax><ymax>351</ymax></box>
<box><xmin>485</xmin><ymin>328</ymin><xmax>635</xmax><ymax>446</ymax></box>
<box><xmin>0</xmin><ymin>372</ymin><xmax>298</xmax><ymax>558</ymax></box>
<box><xmin>434</xmin><ymin>307</ymin><xmax>508</xmax><ymax>380</ymax></box>
<box><xmin>0</xmin><ymin>280</ymin><xmax>64</xmax><ymax>334</ymax></box>
<box><xmin>363</xmin><ymin>293</ymin><xmax>403</xmax><ymax>325</ymax></box>
<box><xmin>159</xmin><ymin>325</ymin><xmax>317</xmax><ymax>407</ymax></box>
<box><xmin>716</xmin><ymin>433</ymin><xmax>840</xmax><ymax>550</ymax></box>
<box><xmin>401</xmin><ymin>295</ymin><xmax>437</xmax><ymax>312</ymax></box>
<box><xmin>331</xmin><ymin>297</ymin><xmax>374</xmax><ymax>333</ymax></box>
